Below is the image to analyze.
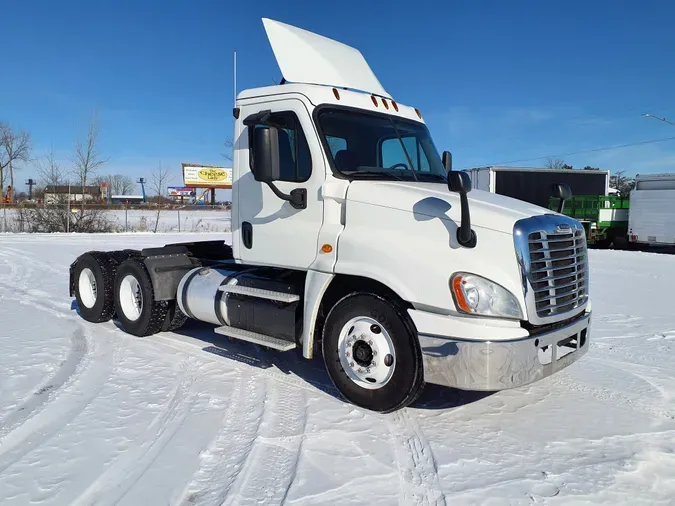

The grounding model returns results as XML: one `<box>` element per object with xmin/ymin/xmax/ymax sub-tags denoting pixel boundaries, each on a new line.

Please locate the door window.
<box><xmin>249</xmin><ymin>111</ymin><xmax>312</xmax><ymax>182</ymax></box>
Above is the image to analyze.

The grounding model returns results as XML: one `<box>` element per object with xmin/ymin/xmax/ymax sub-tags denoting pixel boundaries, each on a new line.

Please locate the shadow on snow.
<box><xmin>72</xmin><ymin>300</ymin><xmax>492</xmax><ymax>412</ymax></box>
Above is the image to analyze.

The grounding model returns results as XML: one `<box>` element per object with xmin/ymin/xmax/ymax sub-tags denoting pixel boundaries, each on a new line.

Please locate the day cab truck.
<box><xmin>69</xmin><ymin>18</ymin><xmax>591</xmax><ymax>413</ymax></box>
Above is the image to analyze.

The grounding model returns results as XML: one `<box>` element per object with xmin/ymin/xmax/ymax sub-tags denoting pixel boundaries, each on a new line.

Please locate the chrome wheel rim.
<box><xmin>119</xmin><ymin>274</ymin><xmax>143</xmax><ymax>321</ymax></box>
<box><xmin>78</xmin><ymin>268</ymin><xmax>97</xmax><ymax>308</ymax></box>
<box><xmin>337</xmin><ymin>316</ymin><xmax>396</xmax><ymax>390</ymax></box>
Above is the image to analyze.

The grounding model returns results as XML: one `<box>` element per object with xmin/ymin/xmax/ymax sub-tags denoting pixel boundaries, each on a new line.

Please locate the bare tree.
<box><xmin>609</xmin><ymin>170</ymin><xmax>635</xmax><ymax>197</ymax></box>
<box><xmin>1</xmin><ymin>122</ymin><xmax>32</xmax><ymax>202</ymax></box>
<box><xmin>94</xmin><ymin>174</ymin><xmax>135</xmax><ymax>196</ymax></box>
<box><xmin>221</xmin><ymin>137</ymin><xmax>234</xmax><ymax>162</ymax></box>
<box><xmin>73</xmin><ymin>112</ymin><xmax>109</xmax><ymax>210</ymax></box>
<box><xmin>151</xmin><ymin>162</ymin><xmax>172</xmax><ymax>232</ymax></box>
<box><xmin>544</xmin><ymin>157</ymin><xmax>566</xmax><ymax>170</ymax></box>
<box><xmin>36</xmin><ymin>148</ymin><xmax>64</xmax><ymax>187</ymax></box>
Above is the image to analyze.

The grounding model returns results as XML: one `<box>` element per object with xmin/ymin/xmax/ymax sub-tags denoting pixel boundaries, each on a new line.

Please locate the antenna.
<box><xmin>233</xmin><ymin>48</ymin><xmax>237</xmax><ymax>108</ymax></box>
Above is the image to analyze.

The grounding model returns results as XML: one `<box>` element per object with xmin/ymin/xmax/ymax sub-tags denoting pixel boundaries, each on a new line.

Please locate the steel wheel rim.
<box><xmin>337</xmin><ymin>316</ymin><xmax>396</xmax><ymax>390</ymax></box>
<box><xmin>78</xmin><ymin>268</ymin><xmax>97</xmax><ymax>309</ymax></box>
<box><xmin>119</xmin><ymin>274</ymin><xmax>143</xmax><ymax>321</ymax></box>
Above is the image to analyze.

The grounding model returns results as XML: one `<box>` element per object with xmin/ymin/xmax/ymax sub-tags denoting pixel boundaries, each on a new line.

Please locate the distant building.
<box><xmin>110</xmin><ymin>195</ymin><xmax>145</xmax><ymax>205</ymax></box>
<box><xmin>43</xmin><ymin>185</ymin><xmax>103</xmax><ymax>205</ymax></box>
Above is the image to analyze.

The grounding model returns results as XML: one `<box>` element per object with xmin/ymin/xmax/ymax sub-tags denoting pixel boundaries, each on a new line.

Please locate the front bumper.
<box><xmin>412</xmin><ymin>310</ymin><xmax>591</xmax><ymax>391</ymax></box>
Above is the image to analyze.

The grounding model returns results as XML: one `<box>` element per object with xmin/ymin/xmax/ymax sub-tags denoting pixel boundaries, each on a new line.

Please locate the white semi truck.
<box><xmin>69</xmin><ymin>18</ymin><xmax>591</xmax><ymax>413</ymax></box>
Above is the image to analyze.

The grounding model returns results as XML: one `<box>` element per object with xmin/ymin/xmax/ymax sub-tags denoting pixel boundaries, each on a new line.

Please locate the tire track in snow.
<box><xmin>173</xmin><ymin>371</ymin><xmax>268</xmax><ymax>506</ymax></box>
<box><xmin>386</xmin><ymin>409</ymin><xmax>446</xmax><ymax>506</ymax></box>
<box><xmin>551</xmin><ymin>358</ymin><xmax>675</xmax><ymax>420</ymax></box>
<box><xmin>1</xmin><ymin>246</ymin><xmax>65</xmax><ymax>276</ymax></box>
<box><xmin>71</xmin><ymin>358</ymin><xmax>198</xmax><ymax>506</ymax></box>
<box><xmin>0</xmin><ymin>327</ymin><xmax>88</xmax><ymax>438</ymax></box>
<box><xmin>0</xmin><ymin>328</ymin><xmax>116</xmax><ymax>474</ymax></box>
<box><xmin>220</xmin><ymin>377</ymin><xmax>307</xmax><ymax>506</ymax></box>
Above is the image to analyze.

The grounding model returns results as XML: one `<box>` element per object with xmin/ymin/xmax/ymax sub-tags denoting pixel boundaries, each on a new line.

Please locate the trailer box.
<box><xmin>467</xmin><ymin>166</ymin><xmax>609</xmax><ymax>208</ymax></box>
<box><xmin>628</xmin><ymin>173</ymin><xmax>675</xmax><ymax>246</ymax></box>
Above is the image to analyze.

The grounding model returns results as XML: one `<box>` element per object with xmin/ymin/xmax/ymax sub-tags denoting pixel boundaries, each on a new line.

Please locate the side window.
<box><xmin>249</xmin><ymin>111</ymin><xmax>312</xmax><ymax>182</ymax></box>
<box><xmin>380</xmin><ymin>136</ymin><xmax>430</xmax><ymax>171</ymax></box>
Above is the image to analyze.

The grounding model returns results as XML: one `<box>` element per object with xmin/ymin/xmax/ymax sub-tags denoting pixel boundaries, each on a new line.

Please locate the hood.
<box><xmin>345</xmin><ymin>180</ymin><xmax>550</xmax><ymax>233</ymax></box>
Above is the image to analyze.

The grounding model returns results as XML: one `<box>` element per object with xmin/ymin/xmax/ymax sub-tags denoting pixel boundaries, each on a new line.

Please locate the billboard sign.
<box><xmin>182</xmin><ymin>164</ymin><xmax>232</xmax><ymax>187</ymax></box>
<box><xmin>168</xmin><ymin>187</ymin><xmax>196</xmax><ymax>197</ymax></box>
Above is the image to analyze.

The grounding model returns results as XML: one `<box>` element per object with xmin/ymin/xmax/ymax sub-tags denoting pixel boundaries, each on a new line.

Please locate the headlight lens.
<box><xmin>450</xmin><ymin>272</ymin><xmax>523</xmax><ymax>319</ymax></box>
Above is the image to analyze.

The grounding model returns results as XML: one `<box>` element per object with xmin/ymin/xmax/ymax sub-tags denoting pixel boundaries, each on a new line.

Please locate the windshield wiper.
<box><xmin>345</xmin><ymin>170</ymin><xmax>406</xmax><ymax>181</ymax></box>
<box><xmin>419</xmin><ymin>173</ymin><xmax>448</xmax><ymax>183</ymax></box>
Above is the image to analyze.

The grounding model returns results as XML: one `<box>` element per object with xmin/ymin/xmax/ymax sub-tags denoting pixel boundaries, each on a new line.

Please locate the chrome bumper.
<box><xmin>418</xmin><ymin>311</ymin><xmax>591</xmax><ymax>391</ymax></box>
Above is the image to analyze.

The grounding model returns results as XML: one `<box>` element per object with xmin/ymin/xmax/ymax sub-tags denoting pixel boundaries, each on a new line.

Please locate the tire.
<box><xmin>322</xmin><ymin>292</ymin><xmax>425</xmax><ymax>413</ymax></box>
<box><xmin>161</xmin><ymin>301</ymin><xmax>188</xmax><ymax>332</ymax></box>
<box><xmin>109</xmin><ymin>249</ymin><xmax>141</xmax><ymax>264</ymax></box>
<box><xmin>73</xmin><ymin>252</ymin><xmax>117</xmax><ymax>323</ymax></box>
<box><xmin>113</xmin><ymin>257</ymin><xmax>169</xmax><ymax>337</ymax></box>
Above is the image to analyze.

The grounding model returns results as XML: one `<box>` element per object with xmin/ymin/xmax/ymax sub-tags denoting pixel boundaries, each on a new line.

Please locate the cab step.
<box><xmin>214</xmin><ymin>325</ymin><xmax>297</xmax><ymax>351</ymax></box>
<box><xmin>218</xmin><ymin>284</ymin><xmax>300</xmax><ymax>303</ymax></box>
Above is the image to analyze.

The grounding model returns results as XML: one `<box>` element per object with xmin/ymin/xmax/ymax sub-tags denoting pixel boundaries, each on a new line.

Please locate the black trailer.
<box><xmin>466</xmin><ymin>166</ymin><xmax>610</xmax><ymax>208</ymax></box>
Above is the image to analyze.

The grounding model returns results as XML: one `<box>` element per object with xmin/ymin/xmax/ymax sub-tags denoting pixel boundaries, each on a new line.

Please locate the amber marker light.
<box><xmin>451</xmin><ymin>275</ymin><xmax>471</xmax><ymax>312</ymax></box>
<box><xmin>321</xmin><ymin>244</ymin><xmax>333</xmax><ymax>253</ymax></box>
<box><xmin>333</xmin><ymin>88</ymin><xmax>340</xmax><ymax>100</ymax></box>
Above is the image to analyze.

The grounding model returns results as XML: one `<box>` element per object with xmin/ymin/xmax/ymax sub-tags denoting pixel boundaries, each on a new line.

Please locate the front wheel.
<box><xmin>322</xmin><ymin>293</ymin><xmax>425</xmax><ymax>413</ymax></box>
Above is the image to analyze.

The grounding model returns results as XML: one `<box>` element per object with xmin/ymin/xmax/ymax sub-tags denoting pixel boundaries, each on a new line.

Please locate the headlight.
<box><xmin>450</xmin><ymin>272</ymin><xmax>523</xmax><ymax>319</ymax></box>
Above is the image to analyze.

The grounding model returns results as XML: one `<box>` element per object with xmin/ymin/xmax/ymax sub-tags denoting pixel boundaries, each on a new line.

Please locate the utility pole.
<box><xmin>137</xmin><ymin>177</ymin><xmax>147</xmax><ymax>202</ymax></box>
<box><xmin>25</xmin><ymin>178</ymin><xmax>36</xmax><ymax>200</ymax></box>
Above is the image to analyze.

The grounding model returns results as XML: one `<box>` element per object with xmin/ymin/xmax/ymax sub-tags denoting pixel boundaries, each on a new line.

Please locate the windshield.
<box><xmin>316</xmin><ymin>107</ymin><xmax>447</xmax><ymax>182</ymax></box>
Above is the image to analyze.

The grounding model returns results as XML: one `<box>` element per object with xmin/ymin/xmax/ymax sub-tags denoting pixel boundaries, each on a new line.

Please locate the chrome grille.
<box><xmin>513</xmin><ymin>215</ymin><xmax>589</xmax><ymax>325</ymax></box>
<box><xmin>528</xmin><ymin>228</ymin><xmax>587</xmax><ymax>318</ymax></box>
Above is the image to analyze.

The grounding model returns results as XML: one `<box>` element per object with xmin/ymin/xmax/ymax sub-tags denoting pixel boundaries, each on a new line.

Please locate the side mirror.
<box><xmin>442</xmin><ymin>151</ymin><xmax>453</xmax><ymax>171</ymax></box>
<box><xmin>551</xmin><ymin>183</ymin><xmax>572</xmax><ymax>213</ymax></box>
<box><xmin>447</xmin><ymin>170</ymin><xmax>472</xmax><ymax>194</ymax></box>
<box><xmin>447</xmin><ymin>171</ymin><xmax>476</xmax><ymax>248</ymax></box>
<box><xmin>252</xmin><ymin>126</ymin><xmax>280</xmax><ymax>183</ymax></box>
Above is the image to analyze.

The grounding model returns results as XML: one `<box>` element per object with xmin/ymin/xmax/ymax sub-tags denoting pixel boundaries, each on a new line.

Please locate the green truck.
<box><xmin>548</xmin><ymin>195</ymin><xmax>630</xmax><ymax>248</ymax></box>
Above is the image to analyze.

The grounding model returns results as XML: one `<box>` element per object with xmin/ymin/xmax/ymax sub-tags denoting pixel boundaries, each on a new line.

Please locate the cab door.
<box><xmin>233</xmin><ymin>97</ymin><xmax>325</xmax><ymax>270</ymax></box>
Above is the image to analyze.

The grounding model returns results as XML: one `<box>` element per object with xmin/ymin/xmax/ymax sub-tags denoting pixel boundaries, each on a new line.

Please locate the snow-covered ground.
<box><xmin>1</xmin><ymin>234</ymin><xmax>674</xmax><ymax>505</ymax></box>
<box><xmin>1</xmin><ymin>209</ymin><xmax>232</xmax><ymax>233</ymax></box>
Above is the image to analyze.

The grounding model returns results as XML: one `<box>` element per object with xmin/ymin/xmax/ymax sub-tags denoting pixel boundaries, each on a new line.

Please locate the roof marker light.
<box><xmin>415</xmin><ymin>108</ymin><xmax>422</xmax><ymax>119</ymax></box>
<box><xmin>382</xmin><ymin>98</ymin><xmax>389</xmax><ymax>110</ymax></box>
<box><xmin>392</xmin><ymin>101</ymin><xmax>399</xmax><ymax>112</ymax></box>
<box><xmin>333</xmin><ymin>88</ymin><xmax>340</xmax><ymax>100</ymax></box>
<box><xmin>371</xmin><ymin>95</ymin><xmax>379</xmax><ymax>107</ymax></box>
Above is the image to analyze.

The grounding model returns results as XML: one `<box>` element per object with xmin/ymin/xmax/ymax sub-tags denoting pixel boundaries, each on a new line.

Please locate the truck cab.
<box><xmin>69</xmin><ymin>18</ymin><xmax>591</xmax><ymax>413</ymax></box>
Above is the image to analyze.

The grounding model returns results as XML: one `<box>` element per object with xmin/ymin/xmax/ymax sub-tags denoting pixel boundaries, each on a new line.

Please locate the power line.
<box><xmin>456</xmin><ymin>134</ymin><xmax>675</xmax><ymax>170</ymax></box>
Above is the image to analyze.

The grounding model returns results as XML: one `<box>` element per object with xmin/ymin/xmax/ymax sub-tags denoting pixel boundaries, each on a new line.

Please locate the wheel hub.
<box><xmin>352</xmin><ymin>340</ymin><xmax>373</xmax><ymax>367</ymax></box>
<box><xmin>338</xmin><ymin>316</ymin><xmax>396</xmax><ymax>390</ymax></box>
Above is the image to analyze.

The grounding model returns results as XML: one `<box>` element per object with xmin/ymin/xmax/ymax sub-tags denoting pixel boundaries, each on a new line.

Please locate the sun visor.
<box><xmin>262</xmin><ymin>18</ymin><xmax>391</xmax><ymax>98</ymax></box>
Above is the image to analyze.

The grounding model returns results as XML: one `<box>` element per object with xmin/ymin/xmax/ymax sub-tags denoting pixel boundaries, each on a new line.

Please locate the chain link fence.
<box><xmin>1</xmin><ymin>202</ymin><xmax>232</xmax><ymax>234</ymax></box>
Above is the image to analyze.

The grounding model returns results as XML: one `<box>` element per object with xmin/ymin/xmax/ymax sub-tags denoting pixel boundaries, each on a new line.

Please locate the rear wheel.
<box><xmin>73</xmin><ymin>252</ymin><xmax>117</xmax><ymax>323</ymax></box>
<box><xmin>114</xmin><ymin>257</ymin><xmax>168</xmax><ymax>336</ymax></box>
<box><xmin>322</xmin><ymin>293</ymin><xmax>425</xmax><ymax>413</ymax></box>
<box><xmin>162</xmin><ymin>302</ymin><xmax>188</xmax><ymax>332</ymax></box>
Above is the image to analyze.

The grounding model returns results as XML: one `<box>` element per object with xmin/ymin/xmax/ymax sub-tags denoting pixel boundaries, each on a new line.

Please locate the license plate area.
<box><xmin>537</xmin><ymin>328</ymin><xmax>588</xmax><ymax>366</ymax></box>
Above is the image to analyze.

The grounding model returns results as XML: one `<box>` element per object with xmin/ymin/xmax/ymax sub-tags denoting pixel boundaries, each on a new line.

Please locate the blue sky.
<box><xmin>2</xmin><ymin>0</ymin><xmax>675</xmax><ymax>194</ymax></box>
